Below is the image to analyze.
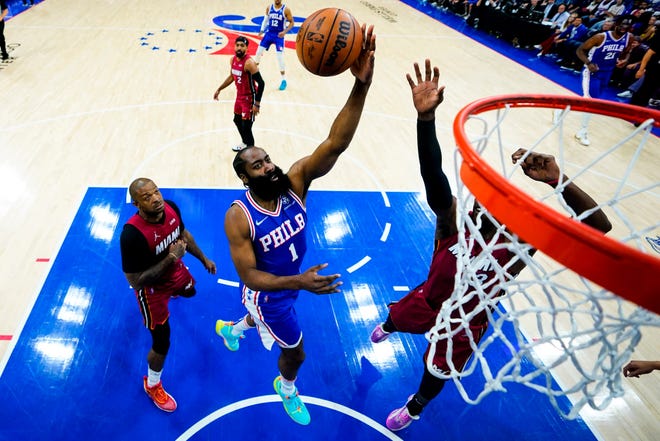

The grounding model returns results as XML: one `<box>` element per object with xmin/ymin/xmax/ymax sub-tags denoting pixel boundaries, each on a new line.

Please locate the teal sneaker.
<box><xmin>215</xmin><ymin>320</ymin><xmax>243</xmax><ymax>351</ymax></box>
<box><xmin>279</xmin><ymin>80</ymin><xmax>287</xmax><ymax>91</ymax></box>
<box><xmin>273</xmin><ymin>376</ymin><xmax>310</xmax><ymax>425</ymax></box>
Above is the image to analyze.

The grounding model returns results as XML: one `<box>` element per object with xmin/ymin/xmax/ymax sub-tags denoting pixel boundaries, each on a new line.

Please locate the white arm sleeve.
<box><xmin>260</xmin><ymin>14</ymin><xmax>269</xmax><ymax>33</ymax></box>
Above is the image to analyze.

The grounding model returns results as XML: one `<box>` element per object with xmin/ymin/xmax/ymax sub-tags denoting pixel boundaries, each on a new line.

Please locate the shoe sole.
<box><xmin>148</xmin><ymin>396</ymin><xmax>177</xmax><ymax>412</ymax></box>
<box><xmin>371</xmin><ymin>333</ymin><xmax>389</xmax><ymax>343</ymax></box>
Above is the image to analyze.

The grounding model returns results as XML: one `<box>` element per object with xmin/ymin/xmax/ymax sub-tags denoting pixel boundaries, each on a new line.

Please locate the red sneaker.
<box><xmin>143</xmin><ymin>376</ymin><xmax>177</xmax><ymax>412</ymax></box>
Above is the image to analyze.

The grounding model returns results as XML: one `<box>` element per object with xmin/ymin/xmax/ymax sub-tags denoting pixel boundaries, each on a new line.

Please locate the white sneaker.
<box><xmin>574</xmin><ymin>131</ymin><xmax>590</xmax><ymax>146</ymax></box>
<box><xmin>232</xmin><ymin>142</ymin><xmax>247</xmax><ymax>152</ymax></box>
<box><xmin>617</xmin><ymin>90</ymin><xmax>632</xmax><ymax>99</ymax></box>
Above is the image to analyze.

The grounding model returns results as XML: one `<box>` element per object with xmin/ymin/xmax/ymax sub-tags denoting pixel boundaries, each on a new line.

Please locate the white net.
<box><xmin>426</xmin><ymin>96</ymin><xmax>660</xmax><ymax>419</ymax></box>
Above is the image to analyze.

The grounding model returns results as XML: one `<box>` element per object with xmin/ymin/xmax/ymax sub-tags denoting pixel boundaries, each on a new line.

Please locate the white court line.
<box><xmin>347</xmin><ymin>256</ymin><xmax>371</xmax><ymax>273</ymax></box>
<box><xmin>0</xmin><ymin>187</ymin><xmax>89</xmax><ymax>377</ymax></box>
<box><xmin>380</xmin><ymin>223</ymin><xmax>391</xmax><ymax>242</ymax></box>
<box><xmin>174</xmin><ymin>394</ymin><xmax>403</xmax><ymax>441</ymax></box>
<box><xmin>217</xmin><ymin>278</ymin><xmax>239</xmax><ymax>288</ymax></box>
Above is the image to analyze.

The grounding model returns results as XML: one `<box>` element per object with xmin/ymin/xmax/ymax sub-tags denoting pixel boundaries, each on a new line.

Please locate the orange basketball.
<box><xmin>295</xmin><ymin>8</ymin><xmax>363</xmax><ymax>77</ymax></box>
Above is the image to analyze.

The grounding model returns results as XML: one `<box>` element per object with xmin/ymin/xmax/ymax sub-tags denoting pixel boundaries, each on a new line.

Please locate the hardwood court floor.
<box><xmin>0</xmin><ymin>0</ymin><xmax>658</xmax><ymax>440</ymax></box>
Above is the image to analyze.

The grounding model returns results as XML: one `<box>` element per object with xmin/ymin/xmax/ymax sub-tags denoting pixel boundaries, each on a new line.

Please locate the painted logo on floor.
<box><xmin>138</xmin><ymin>14</ymin><xmax>304</xmax><ymax>55</ymax></box>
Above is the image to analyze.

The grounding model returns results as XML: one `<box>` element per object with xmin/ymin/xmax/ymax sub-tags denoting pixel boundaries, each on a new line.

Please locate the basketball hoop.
<box><xmin>455</xmin><ymin>95</ymin><xmax>660</xmax><ymax>312</ymax></box>
<box><xmin>427</xmin><ymin>94</ymin><xmax>660</xmax><ymax>419</ymax></box>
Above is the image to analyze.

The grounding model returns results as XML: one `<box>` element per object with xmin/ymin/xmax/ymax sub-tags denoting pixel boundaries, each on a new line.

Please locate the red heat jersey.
<box><xmin>388</xmin><ymin>232</ymin><xmax>516</xmax><ymax>373</ymax></box>
<box><xmin>125</xmin><ymin>203</ymin><xmax>182</xmax><ymax>291</ymax></box>
<box><xmin>232</xmin><ymin>54</ymin><xmax>258</xmax><ymax>99</ymax></box>
<box><xmin>424</xmin><ymin>232</ymin><xmax>515</xmax><ymax>324</ymax></box>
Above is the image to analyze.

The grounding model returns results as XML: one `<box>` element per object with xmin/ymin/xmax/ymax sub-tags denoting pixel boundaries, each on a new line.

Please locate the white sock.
<box><xmin>279</xmin><ymin>375</ymin><xmax>296</xmax><ymax>395</ymax></box>
<box><xmin>232</xmin><ymin>316</ymin><xmax>252</xmax><ymax>335</ymax></box>
<box><xmin>147</xmin><ymin>367</ymin><xmax>162</xmax><ymax>387</ymax></box>
<box><xmin>580</xmin><ymin>113</ymin><xmax>591</xmax><ymax>135</ymax></box>
<box><xmin>276</xmin><ymin>51</ymin><xmax>285</xmax><ymax>72</ymax></box>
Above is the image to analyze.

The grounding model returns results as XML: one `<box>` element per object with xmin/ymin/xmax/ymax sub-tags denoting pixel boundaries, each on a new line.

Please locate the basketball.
<box><xmin>295</xmin><ymin>8</ymin><xmax>363</xmax><ymax>77</ymax></box>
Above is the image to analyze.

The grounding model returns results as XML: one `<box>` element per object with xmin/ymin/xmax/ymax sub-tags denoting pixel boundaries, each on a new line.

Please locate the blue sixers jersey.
<box><xmin>588</xmin><ymin>31</ymin><xmax>629</xmax><ymax>74</ymax></box>
<box><xmin>233</xmin><ymin>189</ymin><xmax>307</xmax><ymax>278</ymax></box>
<box><xmin>265</xmin><ymin>3</ymin><xmax>287</xmax><ymax>35</ymax></box>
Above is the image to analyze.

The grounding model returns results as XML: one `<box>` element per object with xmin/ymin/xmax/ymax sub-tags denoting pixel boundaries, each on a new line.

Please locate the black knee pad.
<box><xmin>150</xmin><ymin>322</ymin><xmax>171</xmax><ymax>355</ymax></box>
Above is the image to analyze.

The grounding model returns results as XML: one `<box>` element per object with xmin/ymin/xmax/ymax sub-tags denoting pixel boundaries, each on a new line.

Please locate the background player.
<box><xmin>255</xmin><ymin>0</ymin><xmax>294</xmax><ymax>91</ymax></box>
<box><xmin>214</xmin><ymin>36</ymin><xmax>265</xmax><ymax>151</ymax></box>
<box><xmin>574</xmin><ymin>15</ymin><xmax>632</xmax><ymax>146</ymax></box>
<box><xmin>1</xmin><ymin>0</ymin><xmax>9</xmax><ymax>61</ymax></box>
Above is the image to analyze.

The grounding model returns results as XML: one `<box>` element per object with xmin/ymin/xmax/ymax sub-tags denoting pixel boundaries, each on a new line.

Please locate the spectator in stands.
<box><xmin>536</xmin><ymin>12</ymin><xmax>579</xmax><ymax>55</ymax></box>
<box><xmin>616</xmin><ymin>73</ymin><xmax>645</xmax><ymax>99</ymax></box>
<box><xmin>605</xmin><ymin>0</ymin><xmax>627</xmax><ymax>18</ymax></box>
<box><xmin>637</xmin><ymin>15</ymin><xmax>657</xmax><ymax>42</ymax></box>
<box><xmin>587</xmin><ymin>17</ymin><xmax>615</xmax><ymax>36</ymax></box>
<box><xmin>546</xmin><ymin>3</ymin><xmax>572</xmax><ymax>28</ymax></box>
<box><xmin>565</xmin><ymin>0</ymin><xmax>588</xmax><ymax>16</ymax></box>
<box><xmin>581</xmin><ymin>0</ymin><xmax>606</xmax><ymax>25</ymax></box>
<box><xmin>630</xmin><ymin>31</ymin><xmax>660</xmax><ymax>108</ymax></box>
<box><xmin>433</xmin><ymin>0</ymin><xmax>463</xmax><ymax>15</ymax></box>
<box><xmin>583</xmin><ymin>0</ymin><xmax>603</xmax><ymax>18</ymax></box>
<box><xmin>595</xmin><ymin>0</ymin><xmax>617</xmax><ymax>19</ymax></box>
<box><xmin>555</xmin><ymin>15</ymin><xmax>591</xmax><ymax>66</ymax></box>
<box><xmin>610</xmin><ymin>36</ymin><xmax>648</xmax><ymax>89</ymax></box>
<box><xmin>542</xmin><ymin>0</ymin><xmax>559</xmax><ymax>21</ymax></box>
<box><xmin>519</xmin><ymin>0</ymin><xmax>546</xmax><ymax>21</ymax></box>
<box><xmin>465</xmin><ymin>0</ymin><xmax>481</xmax><ymax>19</ymax></box>
<box><xmin>631</xmin><ymin>1</ymin><xmax>654</xmax><ymax>21</ymax></box>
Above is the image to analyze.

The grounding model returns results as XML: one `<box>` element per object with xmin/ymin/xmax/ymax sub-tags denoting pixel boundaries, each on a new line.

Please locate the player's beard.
<box><xmin>247</xmin><ymin>166</ymin><xmax>292</xmax><ymax>201</ymax></box>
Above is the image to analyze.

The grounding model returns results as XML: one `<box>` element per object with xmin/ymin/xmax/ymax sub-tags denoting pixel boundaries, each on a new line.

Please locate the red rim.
<box><xmin>453</xmin><ymin>95</ymin><xmax>660</xmax><ymax>314</ymax></box>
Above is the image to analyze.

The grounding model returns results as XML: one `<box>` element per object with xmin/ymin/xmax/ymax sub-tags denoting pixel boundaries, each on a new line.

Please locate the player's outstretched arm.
<box><xmin>288</xmin><ymin>25</ymin><xmax>376</xmax><ymax>199</ymax></box>
<box><xmin>407</xmin><ymin>59</ymin><xmax>454</xmax><ymax>237</ymax></box>
<box><xmin>623</xmin><ymin>360</ymin><xmax>660</xmax><ymax>377</ymax></box>
<box><xmin>512</xmin><ymin>148</ymin><xmax>612</xmax><ymax>233</ymax></box>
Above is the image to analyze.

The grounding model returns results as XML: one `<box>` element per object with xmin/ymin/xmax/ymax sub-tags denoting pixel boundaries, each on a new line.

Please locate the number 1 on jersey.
<box><xmin>288</xmin><ymin>243</ymin><xmax>299</xmax><ymax>262</ymax></box>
